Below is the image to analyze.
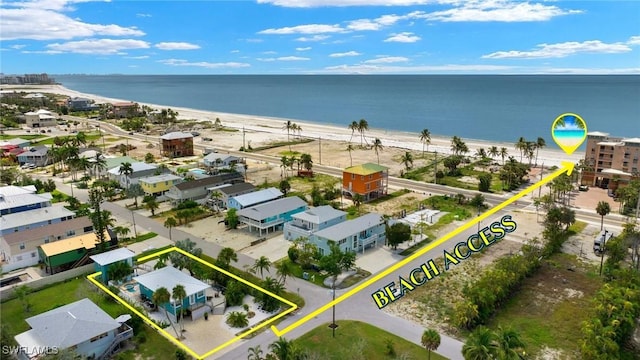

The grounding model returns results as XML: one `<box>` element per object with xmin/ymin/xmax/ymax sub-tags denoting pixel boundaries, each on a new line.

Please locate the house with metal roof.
<box><xmin>133</xmin><ymin>266</ymin><xmax>209</xmax><ymax>320</ymax></box>
<box><xmin>15</xmin><ymin>298</ymin><xmax>133</xmax><ymax>360</ymax></box>
<box><xmin>139</xmin><ymin>173</ymin><xmax>183</xmax><ymax>196</ymax></box>
<box><xmin>38</xmin><ymin>231</ymin><xmax>111</xmax><ymax>274</ymax></box>
<box><xmin>208</xmin><ymin>182</ymin><xmax>256</xmax><ymax>209</ymax></box>
<box><xmin>228</xmin><ymin>187</ymin><xmax>283</xmax><ymax>210</ymax></box>
<box><xmin>284</xmin><ymin>205</ymin><xmax>347</xmax><ymax>241</ymax></box>
<box><xmin>107</xmin><ymin>162</ymin><xmax>160</xmax><ymax>188</ymax></box>
<box><xmin>160</xmin><ymin>132</ymin><xmax>194</xmax><ymax>158</ymax></box>
<box><xmin>90</xmin><ymin>247</ymin><xmax>135</xmax><ymax>284</ymax></box>
<box><xmin>16</xmin><ymin>145</ymin><xmax>50</xmax><ymax>167</ymax></box>
<box><xmin>0</xmin><ymin>185</ymin><xmax>52</xmax><ymax>216</ymax></box>
<box><xmin>310</xmin><ymin>213</ymin><xmax>386</xmax><ymax>256</ymax></box>
<box><xmin>203</xmin><ymin>153</ymin><xmax>241</xmax><ymax>168</ymax></box>
<box><xmin>0</xmin><ymin>137</ymin><xmax>30</xmax><ymax>149</ymax></box>
<box><xmin>0</xmin><ymin>205</ymin><xmax>74</xmax><ymax>236</ymax></box>
<box><xmin>237</xmin><ymin>196</ymin><xmax>308</xmax><ymax>236</ymax></box>
<box><xmin>1</xmin><ymin>216</ymin><xmax>93</xmax><ymax>273</ymax></box>
<box><xmin>165</xmin><ymin>172</ymin><xmax>243</xmax><ymax>203</ymax></box>
<box><xmin>342</xmin><ymin>163</ymin><xmax>389</xmax><ymax>202</ymax></box>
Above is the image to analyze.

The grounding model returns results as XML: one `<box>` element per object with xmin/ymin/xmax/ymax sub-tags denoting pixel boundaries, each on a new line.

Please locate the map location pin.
<box><xmin>551</xmin><ymin>113</ymin><xmax>587</xmax><ymax>155</ymax></box>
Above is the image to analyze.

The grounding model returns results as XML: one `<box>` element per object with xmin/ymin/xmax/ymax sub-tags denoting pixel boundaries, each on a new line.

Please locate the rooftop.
<box><xmin>601</xmin><ymin>168</ymin><xmax>632</xmax><ymax>176</ymax></box>
<box><xmin>160</xmin><ymin>131</ymin><xmax>193</xmax><ymax>140</ymax></box>
<box><xmin>0</xmin><ymin>191</ymin><xmax>52</xmax><ymax>212</ymax></box>
<box><xmin>203</xmin><ymin>153</ymin><xmax>239</xmax><ymax>163</ymax></box>
<box><xmin>314</xmin><ymin>213</ymin><xmax>384</xmax><ymax>241</ymax></box>
<box><xmin>134</xmin><ymin>266</ymin><xmax>209</xmax><ymax>296</ymax></box>
<box><xmin>587</xmin><ymin>131</ymin><xmax>610</xmax><ymax>137</ymax></box>
<box><xmin>15</xmin><ymin>298</ymin><xmax>121</xmax><ymax>353</ymax></box>
<box><xmin>107</xmin><ymin>162</ymin><xmax>157</xmax><ymax>175</ymax></box>
<box><xmin>623</xmin><ymin>137</ymin><xmax>640</xmax><ymax>144</ymax></box>
<box><xmin>216</xmin><ymin>182</ymin><xmax>256</xmax><ymax>195</ymax></box>
<box><xmin>103</xmin><ymin>156</ymin><xmax>137</xmax><ymax>171</ymax></box>
<box><xmin>90</xmin><ymin>247</ymin><xmax>135</xmax><ymax>266</ymax></box>
<box><xmin>2</xmin><ymin>216</ymin><xmax>92</xmax><ymax>245</ymax></box>
<box><xmin>0</xmin><ymin>185</ymin><xmax>36</xmax><ymax>197</ymax></box>
<box><xmin>292</xmin><ymin>205</ymin><xmax>346</xmax><ymax>224</ymax></box>
<box><xmin>344</xmin><ymin>163</ymin><xmax>389</xmax><ymax>176</ymax></box>
<box><xmin>0</xmin><ymin>205</ymin><xmax>75</xmax><ymax>232</ymax></box>
<box><xmin>237</xmin><ymin>196</ymin><xmax>307</xmax><ymax>221</ymax></box>
<box><xmin>139</xmin><ymin>173</ymin><xmax>182</xmax><ymax>184</ymax></box>
<box><xmin>230</xmin><ymin>187</ymin><xmax>282</xmax><ymax>207</ymax></box>
<box><xmin>16</xmin><ymin>145</ymin><xmax>49</xmax><ymax>157</ymax></box>
<box><xmin>39</xmin><ymin>232</ymin><xmax>108</xmax><ymax>257</ymax></box>
<box><xmin>173</xmin><ymin>172</ymin><xmax>243</xmax><ymax>191</ymax></box>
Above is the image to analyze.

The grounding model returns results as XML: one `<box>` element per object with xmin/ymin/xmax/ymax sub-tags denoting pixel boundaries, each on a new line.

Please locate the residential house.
<box><xmin>90</xmin><ymin>247</ymin><xmax>135</xmax><ymax>284</ymax></box>
<box><xmin>311</xmin><ymin>213</ymin><xmax>386</xmax><ymax>256</ymax></box>
<box><xmin>107</xmin><ymin>162</ymin><xmax>159</xmax><ymax>188</ymax></box>
<box><xmin>94</xmin><ymin>156</ymin><xmax>137</xmax><ymax>178</ymax></box>
<box><xmin>0</xmin><ymin>185</ymin><xmax>52</xmax><ymax>216</ymax></box>
<box><xmin>203</xmin><ymin>153</ymin><xmax>244</xmax><ymax>173</ymax></box>
<box><xmin>16</xmin><ymin>146</ymin><xmax>50</xmax><ymax>167</ymax></box>
<box><xmin>0</xmin><ymin>137</ymin><xmax>30</xmax><ymax>149</ymax></box>
<box><xmin>0</xmin><ymin>217</ymin><xmax>93</xmax><ymax>273</ymax></box>
<box><xmin>284</xmin><ymin>205</ymin><xmax>347</xmax><ymax>241</ymax></box>
<box><xmin>581</xmin><ymin>131</ymin><xmax>640</xmax><ymax>190</ymax></box>
<box><xmin>24</xmin><ymin>109</ymin><xmax>57</xmax><ymax>128</ymax></box>
<box><xmin>227</xmin><ymin>187</ymin><xmax>283</xmax><ymax>210</ymax></box>
<box><xmin>238</xmin><ymin>196</ymin><xmax>308</xmax><ymax>236</ymax></box>
<box><xmin>165</xmin><ymin>172</ymin><xmax>243</xmax><ymax>204</ymax></box>
<box><xmin>0</xmin><ymin>205</ymin><xmax>75</xmax><ymax>236</ymax></box>
<box><xmin>208</xmin><ymin>182</ymin><xmax>256</xmax><ymax>209</ymax></box>
<box><xmin>15</xmin><ymin>298</ymin><xmax>133</xmax><ymax>360</ymax></box>
<box><xmin>38</xmin><ymin>231</ymin><xmax>111</xmax><ymax>274</ymax></box>
<box><xmin>342</xmin><ymin>163</ymin><xmax>389</xmax><ymax>202</ymax></box>
<box><xmin>134</xmin><ymin>266</ymin><xmax>209</xmax><ymax>321</ymax></box>
<box><xmin>160</xmin><ymin>132</ymin><xmax>194</xmax><ymax>158</ymax></box>
<box><xmin>111</xmin><ymin>102</ymin><xmax>139</xmax><ymax>118</ymax></box>
<box><xmin>139</xmin><ymin>174</ymin><xmax>183</xmax><ymax>196</ymax></box>
<box><xmin>68</xmin><ymin>97</ymin><xmax>96</xmax><ymax>111</ymax></box>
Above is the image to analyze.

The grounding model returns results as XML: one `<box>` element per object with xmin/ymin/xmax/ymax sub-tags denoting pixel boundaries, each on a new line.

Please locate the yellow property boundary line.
<box><xmin>87</xmin><ymin>247</ymin><xmax>297</xmax><ymax>359</ymax></box>
<box><xmin>271</xmin><ymin>161</ymin><xmax>574</xmax><ymax>337</ymax></box>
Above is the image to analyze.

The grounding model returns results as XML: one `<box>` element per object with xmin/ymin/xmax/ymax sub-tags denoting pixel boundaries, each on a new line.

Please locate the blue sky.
<box><xmin>1</xmin><ymin>0</ymin><xmax>639</xmax><ymax>74</ymax></box>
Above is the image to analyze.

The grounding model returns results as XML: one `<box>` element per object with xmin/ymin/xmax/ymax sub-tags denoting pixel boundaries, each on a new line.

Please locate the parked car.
<box><xmin>578</xmin><ymin>185</ymin><xmax>589</xmax><ymax>191</ymax></box>
<box><xmin>203</xmin><ymin>137</ymin><xmax>213</xmax><ymax>142</ymax></box>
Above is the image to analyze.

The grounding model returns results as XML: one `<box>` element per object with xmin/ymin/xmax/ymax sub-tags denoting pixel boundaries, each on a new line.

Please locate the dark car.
<box><xmin>578</xmin><ymin>185</ymin><xmax>589</xmax><ymax>191</ymax></box>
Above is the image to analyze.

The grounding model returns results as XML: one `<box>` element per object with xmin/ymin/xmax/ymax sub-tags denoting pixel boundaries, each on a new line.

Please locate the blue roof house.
<box><xmin>227</xmin><ymin>187</ymin><xmax>283</xmax><ymax>210</ymax></box>
<box><xmin>90</xmin><ymin>248</ymin><xmax>135</xmax><ymax>284</ymax></box>
<box><xmin>310</xmin><ymin>213</ymin><xmax>386</xmax><ymax>256</ymax></box>
<box><xmin>284</xmin><ymin>205</ymin><xmax>347</xmax><ymax>241</ymax></box>
<box><xmin>237</xmin><ymin>196</ymin><xmax>308</xmax><ymax>236</ymax></box>
<box><xmin>134</xmin><ymin>266</ymin><xmax>210</xmax><ymax>321</ymax></box>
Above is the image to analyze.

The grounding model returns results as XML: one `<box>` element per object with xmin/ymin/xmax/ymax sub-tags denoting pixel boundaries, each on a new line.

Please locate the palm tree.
<box><xmin>400</xmin><ymin>151</ymin><xmax>413</xmax><ymax>171</ymax></box>
<box><xmin>488</xmin><ymin>146</ymin><xmax>499</xmax><ymax>160</ymax></box>
<box><xmin>119</xmin><ymin>162</ymin><xmax>134</xmax><ymax>189</ymax></box>
<box><xmin>275</xmin><ymin>260</ymin><xmax>294</xmax><ymax>285</ymax></box>
<box><xmin>515</xmin><ymin>137</ymin><xmax>526</xmax><ymax>163</ymax></box>
<box><xmin>280</xmin><ymin>156</ymin><xmax>290</xmax><ymax>179</ymax></box>
<box><xmin>217</xmin><ymin>247</ymin><xmax>238</xmax><ymax>269</ymax></box>
<box><xmin>282</xmin><ymin>120</ymin><xmax>294</xmax><ymax>142</ymax></box>
<box><xmin>475</xmin><ymin>148</ymin><xmax>487</xmax><ymax>160</ymax></box>
<box><xmin>164</xmin><ymin>217</ymin><xmax>177</xmax><ymax>241</ymax></box>
<box><xmin>91</xmin><ymin>153</ymin><xmax>107</xmax><ymax>178</ymax></box>
<box><xmin>226</xmin><ymin>311</ymin><xmax>249</xmax><ymax>328</ymax></box>
<box><xmin>421</xmin><ymin>328</ymin><xmax>441</xmax><ymax>360</ymax></box>
<box><xmin>462</xmin><ymin>326</ymin><xmax>499</xmax><ymax>360</ymax></box>
<box><xmin>269</xmin><ymin>337</ymin><xmax>294</xmax><ymax>360</ymax></box>
<box><xmin>247</xmin><ymin>345</ymin><xmax>265</xmax><ymax>360</ymax></box>
<box><xmin>172</xmin><ymin>285</ymin><xmax>187</xmax><ymax>333</ymax></box>
<box><xmin>152</xmin><ymin>287</ymin><xmax>180</xmax><ymax>338</ymax></box>
<box><xmin>299</xmin><ymin>153</ymin><xmax>313</xmax><ymax>172</ymax></box>
<box><xmin>346</xmin><ymin>144</ymin><xmax>354</xmax><ymax>167</ymax></box>
<box><xmin>495</xmin><ymin>326</ymin><xmax>525</xmax><ymax>360</ymax></box>
<box><xmin>420</xmin><ymin>128</ymin><xmax>431</xmax><ymax>156</ymax></box>
<box><xmin>348</xmin><ymin>121</ymin><xmax>359</xmax><ymax>142</ymax></box>
<box><xmin>144</xmin><ymin>197</ymin><xmax>159</xmax><ymax>216</ymax></box>
<box><xmin>499</xmin><ymin>147</ymin><xmax>508</xmax><ymax>165</ymax></box>
<box><xmin>596</xmin><ymin>201</ymin><xmax>611</xmax><ymax>231</ymax></box>
<box><xmin>357</xmin><ymin>118</ymin><xmax>369</xmax><ymax>147</ymax></box>
<box><xmin>535</xmin><ymin>137</ymin><xmax>546</xmax><ymax>166</ymax></box>
<box><xmin>372</xmin><ymin>138</ymin><xmax>383</xmax><ymax>164</ymax></box>
<box><xmin>252</xmin><ymin>256</ymin><xmax>271</xmax><ymax>279</ymax></box>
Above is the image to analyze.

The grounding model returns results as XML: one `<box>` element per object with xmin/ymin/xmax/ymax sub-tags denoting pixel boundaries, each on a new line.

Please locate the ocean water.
<box><xmin>54</xmin><ymin>75</ymin><xmax>640</xmax><ymax>146</ymax></box>
<box><xmin>553</xmin><ymin>130</ymin><xmax>587</xmax><ymax>138</ymax></box>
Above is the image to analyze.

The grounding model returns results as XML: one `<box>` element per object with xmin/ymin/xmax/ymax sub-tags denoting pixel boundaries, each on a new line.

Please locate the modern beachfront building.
<box><xmin>283</xmin><ymin>205</ymin><xmax>347</xmax><ymax>241</ymax></box>
<box><xmin>227</xmin><ymin>187</ymin><xmax>283</xmax><ymax>210</ymax></box>
<box><xmin>160</xmin><ymin>132</ymin><xmax>194</xmax><ymax>158</ymax></box>
<box><xmin>139</xmin><ymin>174</ymin><xmax>183</xmax><ymax>196</ymax></box>
<box><xmin>24</xmin><ymin>109</ymin><xmax>57</xmax><ymax>128</ymax></box>
<box><xmin>110</xmin><ymin>102</ymin><xmax>140</xmax><ymax>118</ymax></box>
<box><xmin>310</xmin><ymin>213</ymin><xmax>386</xmax><ymax>256</ymax></box>
<box><xmin>15</xmin><ymin>298</ymin><xmax>133</xmax><ymax>360</ymax></box>
<box><xmin>237</xmin><ymin>196</ymin><xmax>308</xmax><ymax>236</ymax></box>
<box><xmin>342</xmin><ymin>163</ymin><xmax>389</xmax><ymax>202</ymax></box>
<box><xmin>580</xmin><ymin>132</ymin><xmax>640</xmax><ymax>190</ymax></box>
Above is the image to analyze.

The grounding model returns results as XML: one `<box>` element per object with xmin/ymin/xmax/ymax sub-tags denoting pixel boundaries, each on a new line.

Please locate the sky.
<box><xmin>1</xmin><ymin>0</ymin><xmax>639</xmax><ymax>75</ymax></box>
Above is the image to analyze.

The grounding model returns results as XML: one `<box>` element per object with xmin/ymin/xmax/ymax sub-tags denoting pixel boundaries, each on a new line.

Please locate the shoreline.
<box><xmin>3</xmin><ymin>84</ymin><xmax>582</xmax><ymax>167</ymax></box>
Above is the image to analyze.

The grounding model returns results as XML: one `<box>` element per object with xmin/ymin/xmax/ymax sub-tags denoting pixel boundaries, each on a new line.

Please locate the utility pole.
<box><xmin>131</xmin><ymin>209</ymin><xmax>138</xmax><ymax>239</ymax></box>
<box><xmin>242</xmin><ymin>126</ymin><xmax>246</xmax><ymax>151</ymax></box>
<box><xmin>538</xmin><ymin>162</ymin><xmax>544</xmax><ymax>198</ymax></box>
<box><xmin>433</xmin><ymin>151</ymin><xmax>438</xmax><ymax>184</ymax></box>
<box><xmin>318</xmin><ymin>136</ymin><xmax>321</xmax><ymax>165</ymax></box>
<box><xmin>331</xmin><ymin>281</ymin><xmax>336</xmax><ymax>338</ymax></box>
<box><xmin>599</xmin><ymin>230</ymin><xmax>608</xmax><ymax>276</ymax></box>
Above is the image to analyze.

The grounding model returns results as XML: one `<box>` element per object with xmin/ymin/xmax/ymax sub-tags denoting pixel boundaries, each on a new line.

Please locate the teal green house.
<box><xmin>237</xmin><ymin>196</ymin><xmax>308</xmax><ymax>236</ymax></box>
<box><xmin>90</xmin><ymin>248</ymin><xmax>135</xmax><ymax>284</ymax></box>
<box><xmin>134</xmin><ymin>266</ymin><xmax>209</xmax><ymax>320</ymax></box>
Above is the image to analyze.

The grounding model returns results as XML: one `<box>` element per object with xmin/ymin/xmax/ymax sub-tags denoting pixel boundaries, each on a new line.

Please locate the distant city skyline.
<box><xmin>1</xmin><ymin>0</ymin><xmax>639</xmax><ymax>74</ymax></box>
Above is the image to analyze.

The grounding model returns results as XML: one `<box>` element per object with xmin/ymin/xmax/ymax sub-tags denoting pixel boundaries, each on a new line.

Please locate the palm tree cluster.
<box><xmin>498</xmin><ymin>157</ymin><xmax>529</xmax><ymax>191</ymax></box>
<box><xmin>462</xmin><ymin>326</ymin><xmax>526</xmax><ymax>360</ymax></box>
<box><xmin>49</xmin><ymin>132</ymin><xmax>107</xmax><ymax>181</ymax></box>
<box><xmin>282</xmin><ymin>120</ymin><xmax>302</xmax><ymax>142</ymax></box>
<box><xmin>279</xmin><ymin>153</ymin><xmax>313</xmax><ymax>178</ymax></box>
<box><xmin>247</xmin><ymin>337</ymin><xmax>307</xmax><ymax>360</ymax></box>
<box><xmin>514</xmin><ymin>136</ymin><xmax>546</xmax><ymax>166</ymax></box>
<box><xmin>347</xmin><ymin>119</ymin><xmax>369</xmax><ymax>147</ymax></box>
<box><xmin>450</xmin><ymin>136</ymin><xmax>469</xmax><ymax>156</ymax></box>
<box><xmin>546</xmin><ymin>174</ymin><xmax>574</xmax><ymax>205</ymax></box>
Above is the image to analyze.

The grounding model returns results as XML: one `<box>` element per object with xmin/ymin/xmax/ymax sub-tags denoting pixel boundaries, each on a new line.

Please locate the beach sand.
<box><xmin>2</xmin><ymin>84</ymin><xmax>582</xmax><ymax>168</ymax></box>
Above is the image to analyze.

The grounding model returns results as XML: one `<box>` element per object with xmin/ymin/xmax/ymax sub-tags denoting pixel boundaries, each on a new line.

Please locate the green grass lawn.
<box><xmin>0</xmin><ymin>278</ymin><xmax>180</xmax><ymax>360</ymax></box>
<box><xmin>31</xmin><ymin>132</ymin><xmax>102</xmax><ymax>145</ymax></box>
<box><xmin>296</xmin><ymin>320</ymin><xmax>447</xmax><ymax>360</ymax></box>
<box><xmin>0</xmin><ymin>134</ymin><xmax>46</xmax><ymax>140</ymax></box>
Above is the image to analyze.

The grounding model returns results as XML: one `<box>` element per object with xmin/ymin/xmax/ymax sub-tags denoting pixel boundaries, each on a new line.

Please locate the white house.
<box><xmin>283</xmin><ymin>205</ymin><xmax>347</xmax><ymax>241</ymax></box>
<box><xmin>24</xmin><ymin>109</ymin><xmax>57</xmax><ymax>128</ymax></box>
<box><xmin>107</xmin><ymin>162</ymin><xmax>159</xmax><ymax>188</ymax></box>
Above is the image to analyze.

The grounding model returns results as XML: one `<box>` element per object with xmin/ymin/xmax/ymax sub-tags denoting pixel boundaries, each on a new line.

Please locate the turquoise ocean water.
<box><xmin>54</xmin><ymin>75</ymin><xmax>640</xmax><ymax>147</ymax></box>
<box><xmin>553</xmin><ymin>130</ymin><xmax>587</xmax><ymax>139</ymax></box>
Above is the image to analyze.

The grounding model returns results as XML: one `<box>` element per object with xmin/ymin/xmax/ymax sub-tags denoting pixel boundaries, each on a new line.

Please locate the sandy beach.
<box><xmin>3</xmin><ymin>84</ymin><xmax>582</xmax><ymax>168</ymax></box>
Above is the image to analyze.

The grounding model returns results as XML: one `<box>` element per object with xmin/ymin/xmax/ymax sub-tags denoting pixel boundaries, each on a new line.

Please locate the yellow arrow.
<box><xmin>271</xmin><ymin>161</ymin><xmax>575</xmax><ymax>337</ymax></box>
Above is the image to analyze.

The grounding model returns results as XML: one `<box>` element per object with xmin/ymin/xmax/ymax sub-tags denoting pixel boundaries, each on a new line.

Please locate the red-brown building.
<box><xmin>160</xmin><ymin>132</ymin><xmax>194</xmax><ymax>158</ymax></box>
<box><xmin>581</xmin><ymin>131</ymin><xmax>640</xmax><ymax>190</ymax></box>
<box><xmin>342</xmin><ymin>163</ymin><xmax>389</xmax><ymax>201</ymax></box>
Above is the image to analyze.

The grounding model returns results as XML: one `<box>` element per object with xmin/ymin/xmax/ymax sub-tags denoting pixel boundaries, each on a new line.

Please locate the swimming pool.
<box><xmin>189</xmin><ymin>169</ymin><xmax>207</xmax><ymax>175</ymax></box>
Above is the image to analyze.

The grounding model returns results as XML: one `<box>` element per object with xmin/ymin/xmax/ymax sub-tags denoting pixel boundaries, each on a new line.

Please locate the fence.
<box><xmin>0</xmin><ymin>264</ymin><xmax>94</xmax><ymax>301</ymax></box>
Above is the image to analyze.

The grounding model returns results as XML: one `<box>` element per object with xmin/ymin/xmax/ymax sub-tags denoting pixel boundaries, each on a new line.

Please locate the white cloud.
<box><xmin>320</xmin><ymin>63</ymin><xmax>516</xmax><ymax>74</ymax></box>
<box><xmin>0</xmin><ymin>0</ymin><xmax>145</xmax><ymax>40</ymax></box>
<box><xmin>136</xmin><ymin>13</ymin><xmax>152</xmax><ymax>18</ymax></box>
<box><xmin>245</xmin><ymin>38</ymin><xmax>264</xmax><ymax>43</ymax></box>
<box><xmin>257</xmin><ymin>0</ymin><xmax>432</xmax><ymax>7</ymax></box>
<box><xmin>46</xmin><ymin>39</ymin><xmax>150</xmax><ymax>54</ymax></box>
<box><xmin>262</xmin><ymin>50</ymin><xmax>278</xmax><ymax>54</ymax></box>
<box><xmin>422</xmin><ymin>1</ymin><xmax>582</xmax><ymax>22</ymax></box>
<box><xmin>258</xmin><ymin>56</ymin><xmax>310</xmax><ymax>61</ymax></box>
<box><xmin>482</xmin><ymin>40</ymin><xmax>632</xmax><ymax>59</ymax></box>
<box><xmin>155</xmin><ymin>42</ymin><xmax>200</xmax><ymax>50</ymax></box>
<box><xmin>259</xmin><ymin>24</ymin><xmax>344</xmax><ymax>35</ymax></box>
<box><xmin>296</xmin><ymin>35</ymin><xmax>330</xmax><ymax>42</ymax></box>
<box><xmin>534</xmin><ymin>67</ymin><xmax>640</xmax><ymax>75</ymax></box>
<box><xmin>384</xmin><ymin>32</ymin><xmax>421</xmax><ymax>43</ymax></box>
<box><xmin>364</xmin><ymin>56</ymin><xmax>409</xmax><ymax>63</ymax></box>
<box><xmin>125</xmin><ymin>55</ymin><xmax>149</xmax><ymax>59</ymax></box>
<box><xmin>329</xmin><ymin>51</ymin><xmax>362</xmax><ymax>57</ymax></box>
<box><xmin>21</xmin><ymin>50</ymin><xmax>64</xmax><ymax>54</ymax></box>
<box><xmin>627</xmin><ymin>36</ymin><xmax>640</xmax><ymax>45</ymax></box>
<box><xmin>158</xmin><ymin>59</ymin><xmax>250</xmax><ymax>68</ymax></box>
<box><xmin>10</xmin><ymin>44</ymin><xmax>26</xmax><ymax>49</ymax></box>
<box><xmin>231</xmin><ymin>49</ymin><xmax>240</xmax><ymax>53</ymax></box>
<box><xmin>296</xmin><ymin>47</ymin><xmax>312</xmax><ymax>51</ymax></box>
